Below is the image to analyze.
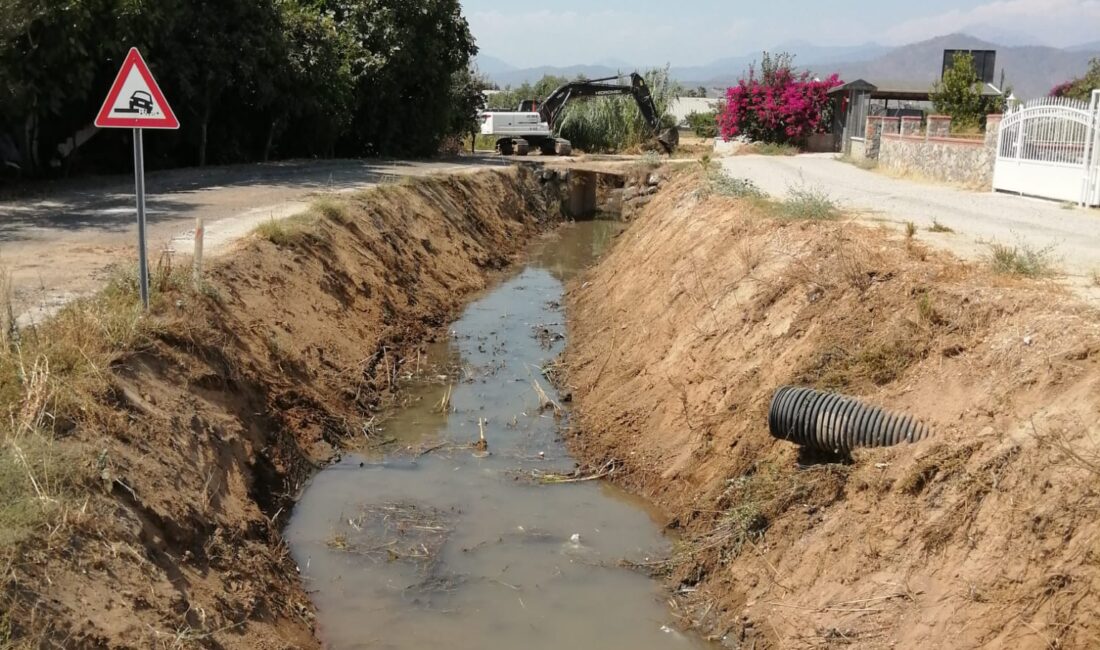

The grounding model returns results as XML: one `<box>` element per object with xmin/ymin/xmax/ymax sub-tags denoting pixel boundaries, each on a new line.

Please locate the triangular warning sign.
<box><xmin>95</xmin><ymin>48</ymin><xmax>179</xmax><ymax>129</ymax></box>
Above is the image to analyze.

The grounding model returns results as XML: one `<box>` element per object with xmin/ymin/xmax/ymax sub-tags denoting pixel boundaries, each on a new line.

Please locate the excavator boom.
<box><xmin>536</xmin><ymin>73</ymin><xmax>677</xmax><ymax>153</ymax></box>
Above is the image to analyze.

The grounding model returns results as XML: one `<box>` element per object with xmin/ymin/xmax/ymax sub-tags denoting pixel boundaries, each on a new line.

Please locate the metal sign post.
<box><xmin>132</xmin><ymin>128</ymin><xmax>149</xmax><ymax>307</ymax></box>
<box><xmin>94</xmin><ymin>47</ymin><xmax>179</xmax><ymax>310</ymax></box>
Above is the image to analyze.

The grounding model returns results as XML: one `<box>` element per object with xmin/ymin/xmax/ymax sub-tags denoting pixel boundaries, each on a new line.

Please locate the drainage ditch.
<box><xmin>286</xmin><ymin>220</ymin><xmax>714</xmax><ymax>649</ymax></box>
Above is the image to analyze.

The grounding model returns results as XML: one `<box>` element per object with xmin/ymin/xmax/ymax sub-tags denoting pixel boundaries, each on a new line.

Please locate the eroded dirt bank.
<box><xmin>564</xmin><ymin>170</ymin><xmax>1100</xmax><ymax>648</ymax></box>
<box><xmin>2</xmin><ymin>167</ymin><xmax>561</xmax><ymax>647</ymax></box>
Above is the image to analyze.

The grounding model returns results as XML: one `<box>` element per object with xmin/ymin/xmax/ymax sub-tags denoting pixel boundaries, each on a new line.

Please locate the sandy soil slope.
<box><xmin>565</xmin><ymin>169</ymin><xmax>1100</xmax><ymax>649</ymax></box>
<box><xmin>1</xmin><ymin>168</ymin><xmax>561</xmax><ymax>648</ymax></box>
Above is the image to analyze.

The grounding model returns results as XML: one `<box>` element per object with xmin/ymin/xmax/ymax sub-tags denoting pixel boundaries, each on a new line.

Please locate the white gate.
<box><xmin>993</xmin><ymin>90</ymin><xmax>1100</xmax><ymax>206</ymax></box>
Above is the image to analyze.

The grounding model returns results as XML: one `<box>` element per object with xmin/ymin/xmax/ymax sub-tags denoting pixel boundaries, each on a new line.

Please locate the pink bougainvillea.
<box><xmin>719</xmin><ymin>66</ymin><xmax>842</xmax><ymax>145</ymax></box>
<box><xmin>1049</xmin><ymin>81</ymin><xmax>1075</xmax><ymax>98</ymax></box>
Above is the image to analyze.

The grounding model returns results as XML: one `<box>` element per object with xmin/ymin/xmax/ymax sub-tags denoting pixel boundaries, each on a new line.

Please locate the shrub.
<box><xmin>708</xmin><ymin>170</ymin><xmax>768</xmax><ymax>199</ymax></box>
<box><xmin>686</xmin><ymin>110</ymin><xmax>719</xmax><ymax>138</ymax></box>
<box><xmin>778</xmin><ymin>186</ymin><xmax>839</xmax><ymax>220</ymax></box>
<box><xmin>718</xmin><ymin>52</ymin><xmax>841</xmax><ymax>146</ymax></box>
<box><xmin>986</xmin><ymin>242</ymin><xmax>1056</xmax><ymax>278</ymax></box>
<box><xmin>1050</xmin><ymin>58</ymin><xmax>1100</xmax><ymax>102</ymax></box>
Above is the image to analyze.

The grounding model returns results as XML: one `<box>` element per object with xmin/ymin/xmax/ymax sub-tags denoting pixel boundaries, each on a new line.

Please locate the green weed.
<box><xmin>707</xmin><ymin>170</ymin><xmax>768</xmax><ymax>200</ymax></box>
<box><xmin>253</xmin><ymin>215</ymin><xmax>314</xmax><ymax>247</ymax></box>
<box><xmin>986</xmin><ymin>242</ymin><xmax>1057</xmax><ymax>278</ymax></box>
<box><xmin>777</xmin><ymin>186</ymin><xmax>840</xmax><ymax>221</ymax></box>
<box><xmin>744</xmin><ymin>142</ymin><xmax>799</xmax><ymax>156</ymax></box>
<box><xmin>928</xmin><ymin>219</ymin><xmax>954</xmax><ymax>233</ymax></box>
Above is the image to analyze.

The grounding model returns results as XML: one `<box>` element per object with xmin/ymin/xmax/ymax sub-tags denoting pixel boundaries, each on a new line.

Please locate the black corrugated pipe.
<box><xmin>768</xmin><ymin>386</ymin><xmax>933</xmax><ymax>452</ymax></box>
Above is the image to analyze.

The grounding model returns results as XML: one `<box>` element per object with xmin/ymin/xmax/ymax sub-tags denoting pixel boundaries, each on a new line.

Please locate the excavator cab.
<box><xmin>518</xmin><ymin>99</ymin><xmax>539</xmax><ymax>112</ymax></box>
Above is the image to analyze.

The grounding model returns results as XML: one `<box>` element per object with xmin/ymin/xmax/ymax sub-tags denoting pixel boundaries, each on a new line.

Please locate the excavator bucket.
<box><xmin>657</xmin><ymin>127</ymin><xmax>679</xmax><ymax>155</ymax></box>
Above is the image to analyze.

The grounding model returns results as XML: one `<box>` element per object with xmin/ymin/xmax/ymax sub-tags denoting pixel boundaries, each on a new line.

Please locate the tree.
<box><xmin>271</xmin><ymin>0</ymin><xmax>357</xmax><ymax>159</ymax></box>
<box><xmin>1050</xmin><ymin>58</ymin><xmax>1100</xmax><ymax>102</ymax></box>
<box><xmin>323</xmin><ymin>0</ymin><xmax>478</xmax><ymax>156</ymax></box>
<box><xmin>448</xmin><ymin>66</ymin><xmax>488</xmax><ymax>148</ymax></box>
<box><xmin>930</xmin><ymin>52</ymin><xmax>985</xmax><ymax>130</ymax></box>
<box><xmin>0</xmin><ymin>0</ymin><xmax>481</xmax><ymax>176</ymax></box>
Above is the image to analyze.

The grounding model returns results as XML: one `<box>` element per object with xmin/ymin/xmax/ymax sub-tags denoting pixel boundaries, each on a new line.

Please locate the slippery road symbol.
<box><xmin>113</xmin><ymin>91</ymin><xmax>155</xmax><ymax>115</ymax></box>
<box><xmin>94</xmin><ymin>48</ymin><xmax>178</xmax><ymax>129</ymax></box>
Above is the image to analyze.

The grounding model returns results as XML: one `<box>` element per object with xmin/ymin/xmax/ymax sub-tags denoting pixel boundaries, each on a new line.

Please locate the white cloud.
<box><xmin>884</xmin><ymin>0</ymin><xmax>1100</xmax><ymax>46</ymax></box>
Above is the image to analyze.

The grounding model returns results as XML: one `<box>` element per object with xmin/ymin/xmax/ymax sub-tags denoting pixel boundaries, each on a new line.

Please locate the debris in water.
<box><xmin>474</xmin><ymin>417</ymin><xmax>489</xmax><ymax>452</ymax></box>
<box><xmin>507</xmin><ymin>459</ymin><xmax>621</xmax><ymax>484</ymax></box>
<box><xmin>327</xmin><ymin>502</ymin><xmax>452</xmax><ymax>571</ymax></box>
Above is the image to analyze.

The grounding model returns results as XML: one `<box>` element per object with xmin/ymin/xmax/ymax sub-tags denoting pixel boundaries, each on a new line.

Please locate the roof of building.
<box><xmin>829</xmin><ymin>79</ymin><xmax>1005</xmax><ymax>101</ymax></box>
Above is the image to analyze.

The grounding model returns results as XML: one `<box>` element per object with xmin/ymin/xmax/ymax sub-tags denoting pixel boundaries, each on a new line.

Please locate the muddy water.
<box><xmin>286</xmin><ymin>222</ymin><xmax>713</xmax><ymax>650</ymax></box>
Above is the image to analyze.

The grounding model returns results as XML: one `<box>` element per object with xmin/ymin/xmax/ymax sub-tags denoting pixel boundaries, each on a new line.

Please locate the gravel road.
<box><xmin>722</xmin><ymin>154</ymin><xmax>1100</xmax><ymax>279</ymax></box>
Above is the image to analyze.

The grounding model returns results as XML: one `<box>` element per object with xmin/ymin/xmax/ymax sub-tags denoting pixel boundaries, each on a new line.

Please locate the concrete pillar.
<box><xmin>900</xmin><ymin>116</ymin><xmax>922</xmax><ymax>137</ymax></box>
<box><xmin>984</xmin><ymin>114</ymin><xmax>1003</xmax><ymax>149</ymax></box>
<box><xmin>927</xmin><ymin>115</ymin><xmax>952</xmax><ymax>139</ymax></box>
<box><xmin>568</xmin><ymin>171</ymin><xmax>597</xmax><ymax>218</ymax></box>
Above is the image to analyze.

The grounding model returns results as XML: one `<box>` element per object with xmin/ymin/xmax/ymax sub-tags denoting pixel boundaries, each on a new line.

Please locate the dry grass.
<box><xmin>928</xmin><ymin>219</ymin><xmax>955</xmax><ymax>234</ymax></box>
<box><xmin>329</xmin><ymin>502</ymin><xmax>452</xmax><ymax>568</ymax></box>
<box><xmin>1090</xmin><ymin>270</ymin><xmax>1100</xmax><ymax>288</ymax></box>
<box><xmin>837</xmin><ymin>154</ymin><xmax>879</xmax><ymax>171</ymax></box>
<box><xmin>0</xmin><ymin>255</ymin><xmax>189</xmax><ymax>561</ymax></box>
<box><xmin>735</xmin><ymin>239</ymin><xmax>767</xmax><ymax>274</ymax></box>
<box><xmin>435</xmin><ymin>383</ymin><xmax>453</xmax><ymax>414</ymax></box>
<box><xmin>688</xmin><ymin>462</ymin><xmax>848</xmax><ymax>563</ymax></box>
<box><xmin>313</xmin><ymin>197</ymin><xmax>350</xmax><ymax>224</ymax></box>
<box><xmin>905</xmin><ymin>221</ymin><xmax>918</xmax><ymax>238</ymax></box>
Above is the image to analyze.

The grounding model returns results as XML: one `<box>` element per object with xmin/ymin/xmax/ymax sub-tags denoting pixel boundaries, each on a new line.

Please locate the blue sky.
<box><xmin>461</xmin><ymin>0</ymin><xmax>1100</xmax><ymax>66</ymax></box>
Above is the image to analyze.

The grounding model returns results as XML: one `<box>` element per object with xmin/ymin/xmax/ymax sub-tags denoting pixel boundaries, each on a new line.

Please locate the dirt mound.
<box><xmin>564</xmin><ymin>169</ymin><xmax>1100</xmax><ymax>648</ymax></box>
<box><xmin>1</xmin><ymin>168</ymin><xmax>561</xmax><ymax>647</ymax></box>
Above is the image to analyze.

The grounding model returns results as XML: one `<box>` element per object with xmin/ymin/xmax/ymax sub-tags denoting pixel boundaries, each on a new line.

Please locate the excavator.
<box><xmin>479</xmin><ymin>73</ymin><xmax>679</xmax><ymax>156</ymax></box>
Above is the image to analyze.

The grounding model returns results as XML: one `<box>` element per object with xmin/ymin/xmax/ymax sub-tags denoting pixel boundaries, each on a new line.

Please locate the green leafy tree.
<box><xmin>448</xmin><ymin>66</ymin><xmax>488</xmax><ymax>144</ymax></box>
<box><xmin>0</xmin><ymin>0</ymin><xmax>480</xmax><ymax>176</ymax></box>
<box><xmin>270</xmin><ymin>0</ymin><xmax>357</xmax><ymax>159</ymax></box>
<box><xmin>0</xmin><ymin>0</ymin><xmax>143</xmax><ymax>173</ymax></box>
<box><xmin>323</xmin><ymin>0</ymin><xmax>477</xmax><ymax>156</ymax></box>
<box><xmin>930</xmin><ymin>52</ymin><xmax>985</xmax><ymax>130</ymax></box>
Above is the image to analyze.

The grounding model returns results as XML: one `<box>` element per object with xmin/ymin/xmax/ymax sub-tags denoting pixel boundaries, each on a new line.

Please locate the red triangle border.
<box><xmin>94</xmin><ymin>48</ymin><xmax>179</xmax><ymax>130</ymax></box>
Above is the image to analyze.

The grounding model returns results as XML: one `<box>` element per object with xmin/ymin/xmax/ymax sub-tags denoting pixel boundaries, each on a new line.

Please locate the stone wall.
<box><xmin>870</xmin><ymin>114</ymin><xmax>1003</xmax><ymax>189</ymax></box>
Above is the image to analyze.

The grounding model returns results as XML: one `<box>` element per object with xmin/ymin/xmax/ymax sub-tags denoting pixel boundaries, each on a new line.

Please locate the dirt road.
<box><xmin>0</xmin><ymin>156</ymin><xmax>506</xmax><ymax>322</ymax></box>
<box><xmin>722</xmin><ymin>153</ymin><xmax>1100</xmax><ymax>280</ymax></box>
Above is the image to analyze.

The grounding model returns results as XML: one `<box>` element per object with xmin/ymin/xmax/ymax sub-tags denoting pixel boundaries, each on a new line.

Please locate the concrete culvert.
<box><xmin>768</xmin><ymin>386</ymin><xmax>933</xmax><ymax>452</ymax></box>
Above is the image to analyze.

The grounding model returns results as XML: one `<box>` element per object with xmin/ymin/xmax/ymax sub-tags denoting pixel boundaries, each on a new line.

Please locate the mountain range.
<box><xmin>477</xmin><ymin>34</ymin><xmax>1100</xmax><ymax>99</ymax></box>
